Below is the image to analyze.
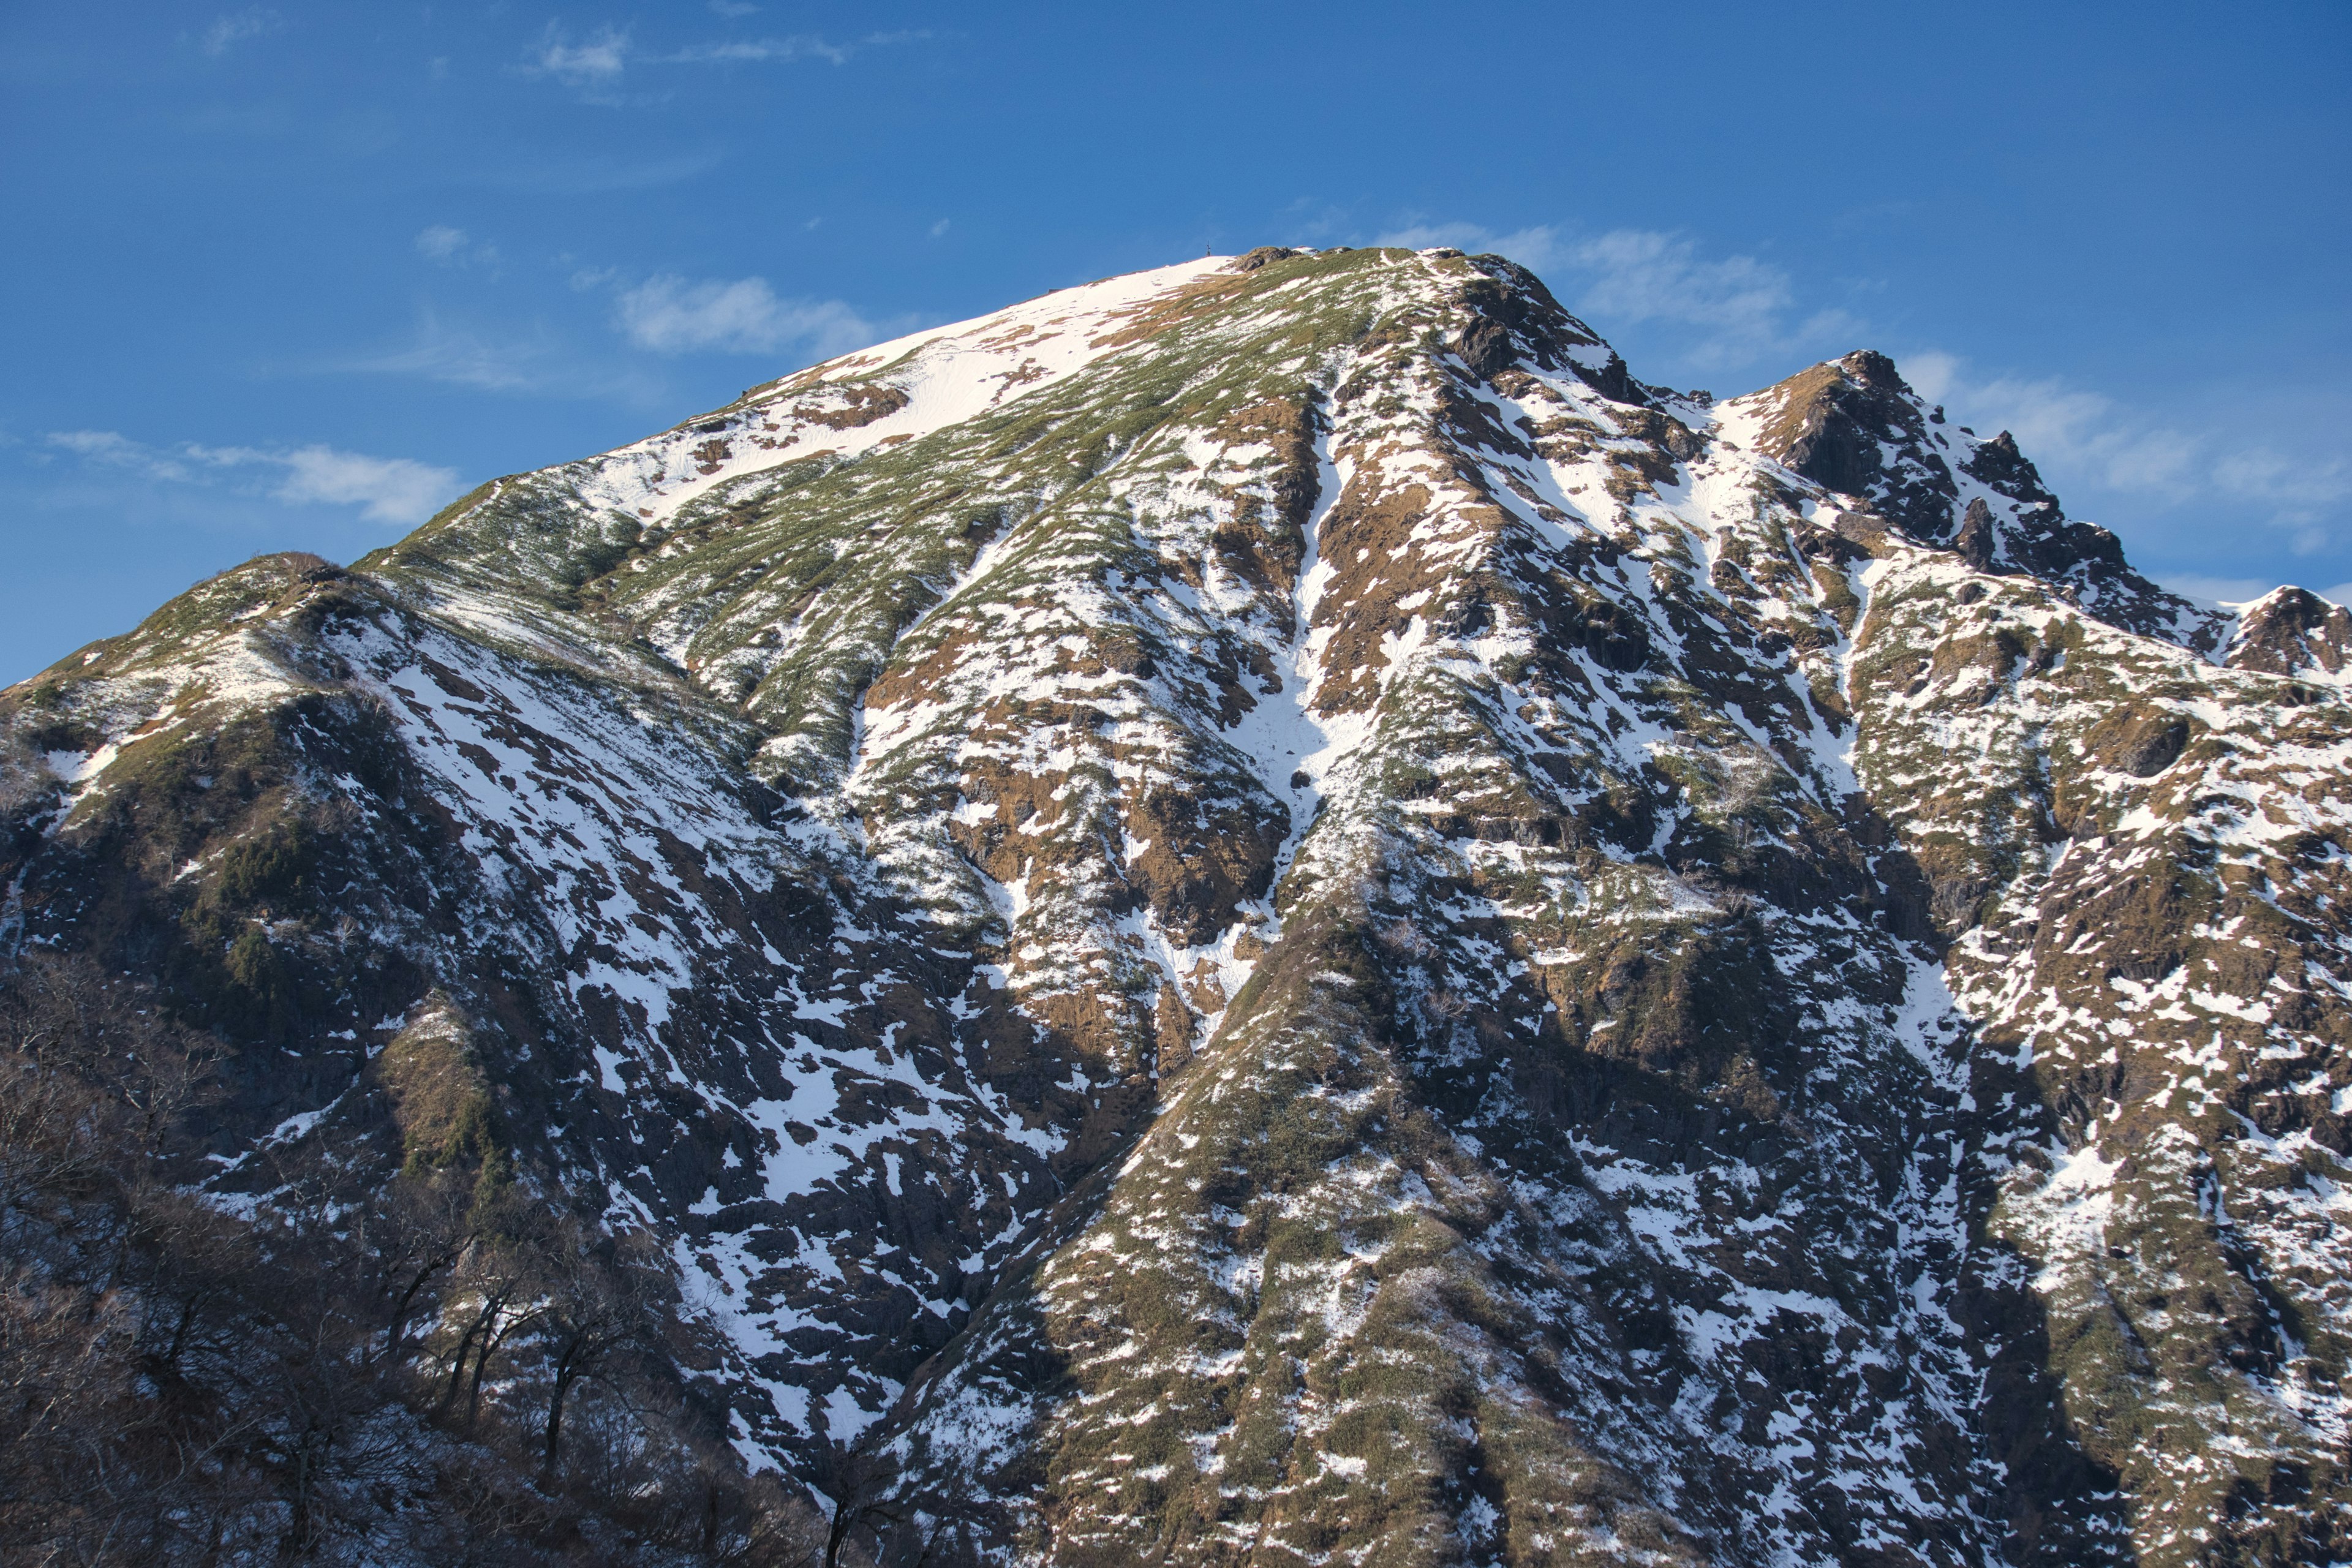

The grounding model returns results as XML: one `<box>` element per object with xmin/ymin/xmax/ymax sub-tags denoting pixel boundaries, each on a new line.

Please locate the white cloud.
<box><xmin>1371</xmin><ymin>222</ymin><xmax>1840</xmax><ymax>371</ymax></box>
<box><xmin>710</xmin><ymin>0</ymin><xmax>760</xmax><ymax>13</ymax></box>
<box><xmin>614</xmin><ymin>275</ymin><xmax>881</xmax><ymax>358</ymax></box>
<box><xmin>1901</xmin><ymin>352</ymin><xmax>2187</xmax><ymax>491</ymax></box>
<box><xmin>1902</xmin><ymin>349</ymin><xmax>2350</xmax><ymax>557</ymax></box>
<box><xmin>532</xmin><ymin>24</ymin><xmax>630</xmax><ymax>83</ymax></box>
<box><xmin>2214</xmin><ymin>447</ymin><xmax>2352</xmax><ymax>511</ymax></box>
<box><xmin>929</xmin><ymin>218</ymin><xmax>951</xmax><ymax>239</ymax></box>
<box><xmin>1373</xmin><ymin>221</ymin><xmax>1568</xmax><ymax>270</ymax></box>
<box><xmin>527</xmin><ymin>21</ymin><xmax>921</xmax><ymax>85</ymax></box>
<box><xmin>47</xmin><ymin>430</ymin><xmax>194</xmax><ymax>482</ymax></box>
<box><xmin>664</xmin><ymin>35</ymin><xmax>850</xmax><ymax>66</ymax></box>
<box><xmin>353</xmin><ymin>311</ymin><xmax>551</xmax><ymax>391</ymax></box>
<box><xmin>47</xmin><ymin>431</ymin><xmax>459</xmax><ymax>527</ymax></box>
<box><xmin>221</xmin><ymin>447</ymin><xmax>461</xmax><ymax>525</ymax></box>
<box><xmin>1569</xmin><ymin>232</ymin><xmax>1782</xmax><ymax>326</ymax></box>
<box><xmin>199</xmin><ymin>7</ymin><xmax>279</xmax><ymax>56</ymax></box>
<box><xmin>413</xmin><ymin>226</ymin><xmax>500</xmax><ymax>273</ymax></box>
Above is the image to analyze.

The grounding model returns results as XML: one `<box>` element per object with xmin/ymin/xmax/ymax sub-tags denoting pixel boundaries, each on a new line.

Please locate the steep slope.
<box><xmin>4</xmin><ymin>246</ymin><xmax>2348</xmax><ymax>1568</ymax></box>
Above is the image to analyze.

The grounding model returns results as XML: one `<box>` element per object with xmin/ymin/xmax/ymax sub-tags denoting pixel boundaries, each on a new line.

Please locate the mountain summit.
<box><xmin>6</xmin><ymin>247</ymin><xmax>2346</xmax><ymax>1567</ymax></box>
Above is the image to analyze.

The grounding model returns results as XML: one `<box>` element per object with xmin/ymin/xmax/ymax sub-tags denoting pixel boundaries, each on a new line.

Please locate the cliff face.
<box><xmin>5</xmin><ymin>247</ymin><xmax>2347</xmax><ymax>1567</ymax></box>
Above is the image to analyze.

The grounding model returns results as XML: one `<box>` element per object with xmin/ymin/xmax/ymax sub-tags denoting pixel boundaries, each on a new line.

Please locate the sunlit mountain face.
<box><xmin>6</xmin><ymin>247</ymin><xmax>2344</xmax><ymax>1568</ymax></box>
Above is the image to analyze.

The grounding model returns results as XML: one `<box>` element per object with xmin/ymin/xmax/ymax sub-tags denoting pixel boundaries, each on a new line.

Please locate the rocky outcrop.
<box><xmin>2228</xmin><ymin>584</ymin><xmax>2352</xmax><ymax>677</ymax></box>
<box><xmin>1748</xmin><ymin>349</ymin><xmax>1961</xmax><ymax>539</ymax></box>
<box><xmin>1737</xmin><ymin>352</ymin><xmax>2223</xmax><ymax>651</ymax></box>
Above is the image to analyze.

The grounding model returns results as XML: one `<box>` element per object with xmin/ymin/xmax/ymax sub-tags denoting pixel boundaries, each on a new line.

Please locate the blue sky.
<box><xmin>4</xmin><ymin>1</ymin><xmax>2346</xmax><ymax>683</ymax></box>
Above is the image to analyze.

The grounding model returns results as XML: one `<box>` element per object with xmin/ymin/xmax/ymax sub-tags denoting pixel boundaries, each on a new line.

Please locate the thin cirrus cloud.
<box><xmin>197</xmin><ymin>7</ymin><xmax>279</xmax><ymax>58</ymax></box>
<box><xmin>342</xmin><ymin>306</ymin><xmax>624</xmax><ymax>398</ymax></box>
<box><xmin>531</xmin><ymin>24</ymin><xmax>630</xmax><ymax>84</ymax></box>
<box><xmin>45</xmin><ymin>431</ymin><xmax>460</xmax><ymax>527</ymax></box>
<box><xmin>612</xmin><ymin>275</ymin><xmax>891</xmax><ymax>360</ymax></box>
<box><xmin>1371</xmin><ymin>221</ymin><xmax>1859</xmax><ymax>374</ymax></box>
<box><xmin>525</xmin><ymin>23</ymin><xmax>928</xmax><ymax>86</ymax></box>
<box><xmin>47</xmin><ymin>429</ymin><xmax>197</xmax><ymax>484</ymax></box>
<box><xmin>415</xmin><ymin>225</ymin><xmax>467</xmax><ymax>262</ymax></box>
<box><xmin>1900</xmin><ymin>351</ymin><xmax>2352</xmax><ymax>559</ymax></box>
<box><xmin>665</xmin><ymin>36</ymin><xmax>854</xmax><ymax>66</ymax></box>
<box><xmin>414</xmin><ymin>226</ymin><xmax>500</xmax><ymax>272</ymax></box>
<box><xmin>354</xmin><ymin>324</ymin><xmax>538</xmax><ymax>392</ymax></box>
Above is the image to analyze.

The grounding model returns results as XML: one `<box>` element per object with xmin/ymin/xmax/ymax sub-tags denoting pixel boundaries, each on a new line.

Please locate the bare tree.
<box><xmin>0</xmin><ymin>950</ymin><xmax>818</xmax><ymax>1564</ymax></box>
<box><xmin>533</xmin><ymin>1230</ymin><xmax>659</xmax><ymax>1480</ymax></box>
<box><xmin>363</xmin><ymin>1169</ymin><xmax>477</xmax><ymax>1372</ymax></box>
<box><xmin>0</xmin><ymin>949</ymin><xmax>216</xmax><ymax>1166</ymax></box>
<box><xmin>806</xmin><ymin>1436</ymin><xmax>907</xmax><ymax>1568</ymax></box>
<box><xmin>428</xmin><ymin>1243</ymin><xmax>540</xmax><ymax>1434</ymax></box>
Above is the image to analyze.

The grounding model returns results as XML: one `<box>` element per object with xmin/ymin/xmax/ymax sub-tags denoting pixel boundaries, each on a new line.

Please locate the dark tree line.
<box><xmin>0</xmin><ymin>951</ymin><xmax>831</xmax><ymax>1566</ymax></box>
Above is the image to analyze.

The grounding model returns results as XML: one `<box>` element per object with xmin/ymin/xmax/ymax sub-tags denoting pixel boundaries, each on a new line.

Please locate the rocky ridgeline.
<box><xmin>4</xmin><ymin>247</ymin><xmax>2346</xmax><ymax>1567</ymax></box>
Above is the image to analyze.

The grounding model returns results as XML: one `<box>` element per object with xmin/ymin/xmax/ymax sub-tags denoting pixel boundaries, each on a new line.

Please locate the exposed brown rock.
<box><xmin>2229</xmin><ymin>585</ymin><xmax>2352</xmax><ymax>676</ymax></box>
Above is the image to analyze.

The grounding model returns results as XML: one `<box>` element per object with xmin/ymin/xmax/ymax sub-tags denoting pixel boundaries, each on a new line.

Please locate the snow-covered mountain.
<box><xmin>6</xmin><ymin>246</ymin><xmax>2345</xmax><ymax>1567</ymax></box>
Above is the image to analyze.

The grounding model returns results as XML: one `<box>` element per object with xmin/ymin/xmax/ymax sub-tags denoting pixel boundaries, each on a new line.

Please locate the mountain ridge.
<box><xmin>4</xmin><ymin>245</ymin><xmax>2346</xmax><ymax>1568</ymax></box>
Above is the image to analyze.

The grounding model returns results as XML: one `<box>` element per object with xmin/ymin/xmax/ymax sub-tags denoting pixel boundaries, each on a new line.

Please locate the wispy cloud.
<box><xmin>613</xmin><ymin>275</ymin><xmax>888</xmax><ymax>358</ymax></box>
<box><xmin>522</xmin><ymin>23</ymin><xmax>927</xmax><ymax>91</ymax></box>
<box><xmin>48</xmin><ymin>429</ymin><xmax>195</xmax><ymax>482</ymax></box>
<box><xmin>1901</xmin><ymin>353</ymin><xmax>2191</xmax><ymax>492</ymax></box>
<box><xmin>350</xmin><ymin>310</ymin><xmax>554</xmax><ymax>392</ymax></box>
<box><xmin>194</xmin><ymin>445</ymin><xmax>460</xmax><ymax>524</ymax></box>
<box><xmin>346</xmin><ymin>299</ymin><xmax>678</xmax><ymax>407</ymax></box>
<box><xmin>1566</xmin><ymin>231</ymin><xmax>1825</xmax><ymax>364</ymax></box>
<box><xmin>662</xmin><ymin>28</ymin><xmax>931</xmax><ymax>65</ymax></box>
<box><xmin>46</xmin><ymin>432</ymin><xmax>459</xmax><ymax>526</ymax></box>
<box><xmin>1372</xmin><ymin>222</ymin><xmax>1854</xmax><ymax>371</ymax></box>
<box><xmin>198</xmin><ymin>7</ymin><xmax>279</xmax><ymax>57</ymax></box>
<box><xmin>530</xmin><ymin>24</ymin><xmax>630</xmax><ymax>85</ymax></box>
<box><xmin>1901</xmin><ymin>350</ymin><xmax>2352</xmax><ymax>556</ymax></box>
<box><xmin>663</xmin><ymin>35</ymin><xmax>851</xmax><ymax>66</ymax></box>
<box><xmin>413</xmin><ymin>225</ymin><xmax>501</xmax><ymax>273</ymax></box>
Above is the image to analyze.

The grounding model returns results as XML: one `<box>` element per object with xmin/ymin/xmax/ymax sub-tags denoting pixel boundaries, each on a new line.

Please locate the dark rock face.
<box><xmin>2230</xmin><ymin>584</ymin><xmax>2352</xmax><ymax>676</ymax></box>
<box><xmin>1956</xmin><ymin>431</ymin><xmax>2133</xmax><ymax>581</ymax></box>
<box><xmin>6</xmin><ymin>247</ymin><xmax>2349</xmax><ymax>1568</ymax></box>
<box><xmin>1751</xmin><ymin>349</ymin><xmax>1960</xmax><ymax>540</ymax></box>
<box><xmin>2096</xmin><ymin>708</ymin><xmax>2193</xmax><ymax>776</ymax></box>
<box><xmin>1230</xmin><ymin>245</ymin><xmax>1300</xmax><ymax>273</ymax></box>
<box><xmin>1745</xmin><ymin>352</ymin><xmax>2224</xmax><ymax>650</ymax></box>
<box><xmin>1956</xmin><ymin>496</ymin><xmax>1999</xmax><ymax>570</ymax></box>
<box><xmin>1458</xmin><ymin>253</ymin><xmax>1653</xmax><ymax>405</ymax></box>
